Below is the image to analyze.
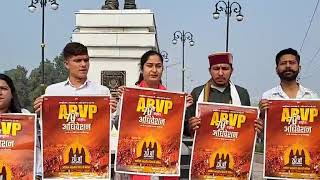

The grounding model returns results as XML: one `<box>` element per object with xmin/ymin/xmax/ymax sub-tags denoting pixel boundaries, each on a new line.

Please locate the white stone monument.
<box><xmin>72</xmin><ymin>9</ymin><xmax>159</xmax><ymax>95</ymax></box>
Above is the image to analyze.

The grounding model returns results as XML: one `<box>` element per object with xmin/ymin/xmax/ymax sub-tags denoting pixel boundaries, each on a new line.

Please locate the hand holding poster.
<box><xmin>42</xmin><ymin>96</ymin><xmax>110</xmax><ymax>179</ymax></box>
<box><xmin>190</xmin><ymin>102</ymin><xmax>258</xmax><ymax>180</ymax></box>
<box><xmin>0</xmin><ymin>113</ymin><xmax>36</xmax><ymax>180</ymax></box>
<box><xmin>264</xmin><ymin>100</ymin><xmax>320</xmax><ymax>179</ymax></box>
<box><xmin>115</xmin><ymin>87</ymin><xmax>186</xmax><ymax>176</ymax></box>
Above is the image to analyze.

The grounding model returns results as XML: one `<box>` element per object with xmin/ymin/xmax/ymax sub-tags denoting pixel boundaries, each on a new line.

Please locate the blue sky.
<box><xmin>1</xmin><ymin>0</ymin><xmax>320</xmax><ymax>103</ymax></box>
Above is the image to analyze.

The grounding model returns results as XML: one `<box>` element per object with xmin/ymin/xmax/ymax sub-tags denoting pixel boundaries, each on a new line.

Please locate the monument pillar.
<box><xmin>72</xmin><ymin>9</ymin><xmax>159</xmax><ymax>96</ymax></box>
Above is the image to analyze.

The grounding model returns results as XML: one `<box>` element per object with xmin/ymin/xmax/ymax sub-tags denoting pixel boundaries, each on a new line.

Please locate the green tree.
<box><xmin>4</xmin><ymin>66</ymin><xmax>31</xmax><ymax>110</ymax></box>
<box><xmin>53</xmin><ymin>54</ymin><xmax>68</xmax><ymax>82</ymax></box>
<box><xmin>4</xmin><ymin>55</ymin><xmax>68</xmax><ymax>112</ymax></box>
<box><xmin>28</xmin><ymin>59</ymin><xmax>56</xmax><ymax>110</ymax></box>
<box><xmin>28</xmin><ymin>56</ymin><xmax>68</xmax><ymax>111</ymax></box>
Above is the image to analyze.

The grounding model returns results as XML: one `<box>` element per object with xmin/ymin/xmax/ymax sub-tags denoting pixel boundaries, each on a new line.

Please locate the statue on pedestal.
<box><xmin>102</xmin><ymin>0</ymin><xmax>136</xmax><ymax>10</ymax></box>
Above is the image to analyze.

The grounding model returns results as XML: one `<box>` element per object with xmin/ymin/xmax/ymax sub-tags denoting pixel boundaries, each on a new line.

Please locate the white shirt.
<box><xmin>262</xmin><ymin>84</ymin><xmax>319</xmax><ymax>99</ymax></box>
<box><xmin>45</xmin><ymin>79</ymin><xmax>110</xmax><ymax>96</ymax></box>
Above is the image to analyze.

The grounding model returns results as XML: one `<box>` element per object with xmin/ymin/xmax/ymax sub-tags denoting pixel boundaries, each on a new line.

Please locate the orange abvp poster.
<box><xmin>0</xmin><ymin>113</ymin><xmax>36</xmax><ymax>180</ymax></box>
<box><xmin>115</xmin><ymin>87</ymin><xmax>186</xmax><ymax>176</ymax></box>
<box><xmin>42</xmin><ymin>96</ymin><xmax>110</xmax><ymax>179</ymax></box>
<box><xmin>190</xmin><ymin>102</ymin><xmax>257</xmax><ymax>180</ymax></box>
<box><xmin>264</xmin><ymin>99</ymin><xmax>320</xmax><ymax>179</ymax></box>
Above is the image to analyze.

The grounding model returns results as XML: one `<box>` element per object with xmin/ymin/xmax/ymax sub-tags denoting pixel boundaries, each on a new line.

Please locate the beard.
<box><xmin>277</xmin><ymin>69</ymin><xmax>299</xmax><ymax>81</ymax></box>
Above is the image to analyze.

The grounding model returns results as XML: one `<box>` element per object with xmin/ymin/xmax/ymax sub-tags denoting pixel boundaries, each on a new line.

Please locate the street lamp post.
<box><xmin>165</xmin><ymin>62</ymin><xmax>181</xmax><ymax>89</ymax></box>
<box><xmin>212</xmin><ymin>0</ymin><xmax>243</xmax><ymax>52</ymax></box>
<box><xmin>160</xmin><ymin>51</ymin><xmax>169</xmax><ymax>87</ymax></box>
<box><xmin>28</xmin><ymin>0</ymin><xmax>59</xmax><ymax>86</ymax></box>
<box><xmin>172</xmin><ymin>30</ymin><xmax>194</xmax><ymax>92</ymax></box>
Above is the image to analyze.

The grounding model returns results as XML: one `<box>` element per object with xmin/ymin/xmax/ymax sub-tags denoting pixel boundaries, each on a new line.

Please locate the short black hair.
<box><xmin>0</xmin><ymin>74</ymin><xmax>22</xmax><ymax>113</ymax></box>
<box><xmin>275</xmin><ymin>48</ymin><xmax>300</xmax><ymax>65</ymax></box>
<box><xmin>63</xmin><ymin>42</ymin><xmax>88</xmax><ymax>60</ymax></box>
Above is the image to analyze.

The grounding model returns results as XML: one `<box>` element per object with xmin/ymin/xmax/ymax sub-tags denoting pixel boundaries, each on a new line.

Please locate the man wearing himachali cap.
<box><xmin>184</xmin><ymin>52</ymin><xmax>263</xmax><ymax>136</ymax></box>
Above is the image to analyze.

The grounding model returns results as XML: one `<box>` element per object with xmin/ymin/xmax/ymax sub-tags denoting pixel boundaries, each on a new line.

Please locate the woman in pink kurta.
<box><xmin>116</xmin><ymin>50</ymin><xmax>192</xmax><ymax>180</ymax></box>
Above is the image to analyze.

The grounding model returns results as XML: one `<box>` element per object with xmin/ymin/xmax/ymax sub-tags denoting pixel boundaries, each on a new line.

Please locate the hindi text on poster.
<box><xmin>42</xmin><ymin>96</ymin><xmax>111</xmax><ymax>179</ymax></box>
<box><xmin>190</xmin><ymin>102</ymin><xmax>257</xmax><ymax>180</ymax></box>
<box><xmin>0</xmin><ymin>113</ymin><xmax>36</xmax><ymax>180</ymax></box>
<box><xmin>115</xmin><ymin>87</ymin><xmax>186</xmax><ymax>176</ymax></box>
<box><xmin>264</xmin><ymin>99</ymin><xmax>320</xmax><ymax>179</ymax></box>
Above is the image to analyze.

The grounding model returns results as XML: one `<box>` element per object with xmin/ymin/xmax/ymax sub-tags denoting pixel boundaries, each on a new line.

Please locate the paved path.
<box><xmin>252</xmin><ymin>153</ymin><xmax>265</xmax><ymax>180</ymax></box>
